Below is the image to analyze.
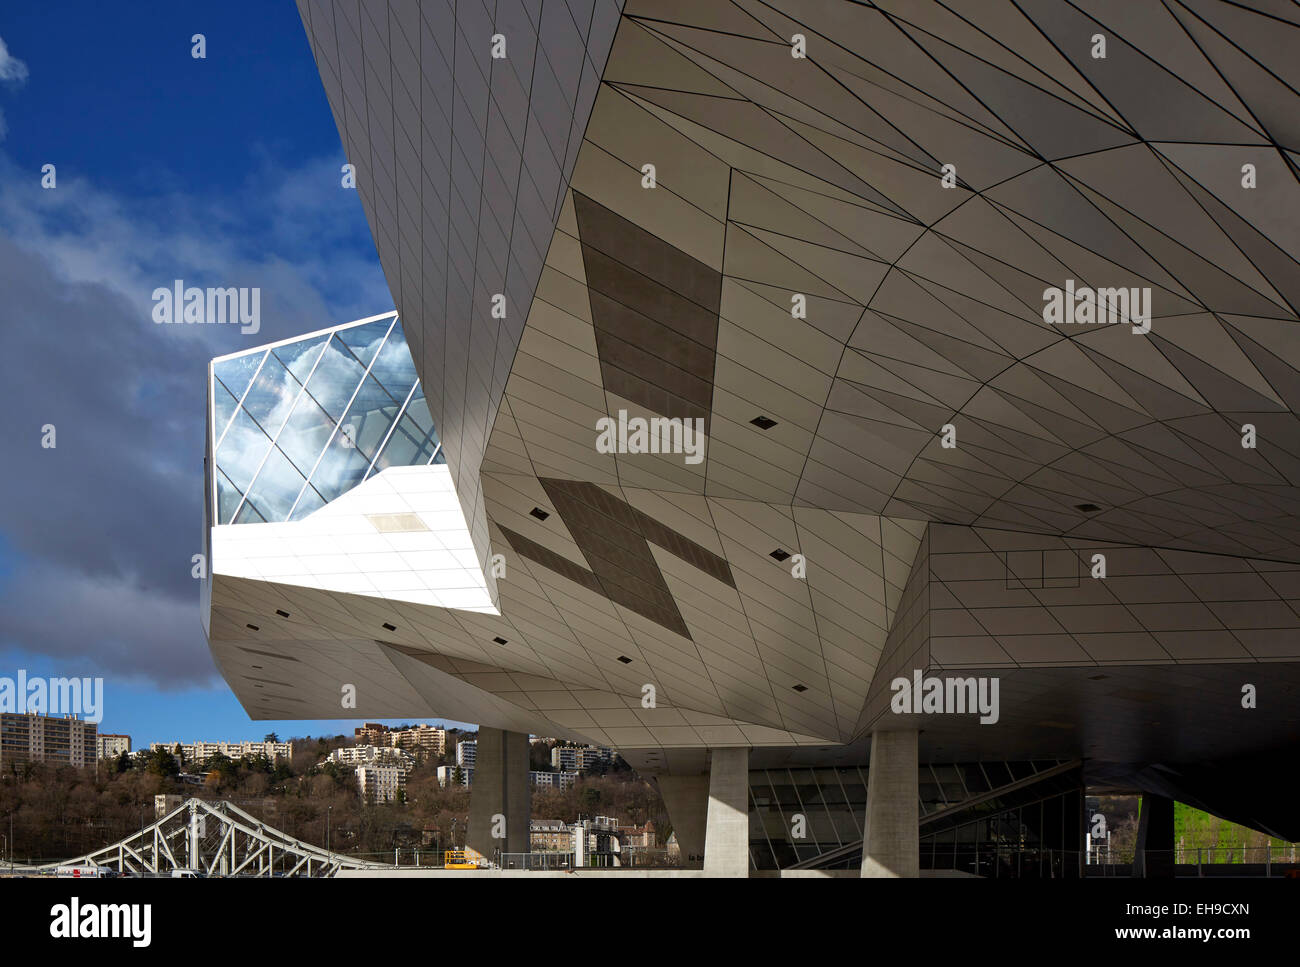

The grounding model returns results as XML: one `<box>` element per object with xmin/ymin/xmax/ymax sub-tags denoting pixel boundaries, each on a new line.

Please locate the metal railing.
<box><xmin>499</xmin><ymin>852</ymin><xmax>573</xmax><ymax>870</ymax></box>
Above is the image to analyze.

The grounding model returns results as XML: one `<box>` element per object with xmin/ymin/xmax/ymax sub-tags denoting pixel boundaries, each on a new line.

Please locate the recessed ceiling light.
<box><xmin>382</xmin><ymin>623</ymin><xmax>397</xmax><ymax>632</ymax></box>
<box><xmin>1075</xmin><ymin>503</ymin><xmax>1101</xmax><ymax>513</ymax></box>
<box><xmin>751</xmin><ymin>415</ymin><xmax>777</xmax><ymax>430</ymax></box>
<box><xmin>770</xmin><ymin>548</ymin><xmax>791</xmax><ymax>561</ymax></box>
<box><xmin>276</xmin><ymin>609</ymin><xmax>290</xmax><ymax>618</ymax></box>
<box><xmin>617</xmin><ymin>655</ymin><xmax>632</xmax><ymax>664</ymax></box>
<box><xmin>792</xmin><ymin>684</ymin><xmax>808</xmax><ymax>692</ymax></box>
<box><xmin>246</xmin><ymin>624</ymin><xmax>259</xmax><ymax>631</ymax></box>
<box><xmin>530</xmin><ymin>507</ymin><xmax>550</xmax><ymax>521</ymax></box>
<box><xmin>493</xmin><ymin>636</ymin><xmax>508</xmax><ymax>645</ymax></box>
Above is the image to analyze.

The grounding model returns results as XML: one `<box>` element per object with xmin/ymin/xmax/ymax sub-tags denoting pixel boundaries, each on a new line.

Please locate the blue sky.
<box><xmin>0</xmin><ymin>3</ymin><xmax>467</xmax><ymax>746</ymax></box>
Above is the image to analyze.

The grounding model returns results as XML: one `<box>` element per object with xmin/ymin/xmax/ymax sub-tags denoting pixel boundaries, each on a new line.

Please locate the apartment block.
<box><xmin>0</xmin><ymin>713</ymin><xmax>97</xmax><ymax>767</ymax></box>
<box><xmin>96</xmin><ymin>732</ymin><xmax>132</xmax><ymax>760</ymax></box>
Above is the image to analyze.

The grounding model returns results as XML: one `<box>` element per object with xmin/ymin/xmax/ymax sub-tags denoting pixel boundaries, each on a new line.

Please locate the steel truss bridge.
<box><xmin>27</xmin><ymin>798</ymin><xmax>389</xmax><ymax>878</ymax></box>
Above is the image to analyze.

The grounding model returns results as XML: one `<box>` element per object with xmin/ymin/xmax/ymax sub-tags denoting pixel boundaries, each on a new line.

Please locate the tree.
<box><xmin>579</xmin><ymin>785</ymin><xmax>602</xmax><ymax>815</ymax></box>
<box><xmin>148</xmin><ymin>748</ymin><xmax>179</xmax><ymax>778</ymax></box>
<box><xmin>264</xmin><ymin>732</ymin><xmax>280</xmax><ymax>743</ymax></box>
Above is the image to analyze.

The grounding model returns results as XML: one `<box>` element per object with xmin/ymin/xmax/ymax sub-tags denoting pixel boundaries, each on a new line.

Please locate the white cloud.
<box><xmin>0</xmin><ymin>36</ymin><xmax>27</xmax><ymax>83</ymax></box>
<box><xmin>0</xmin><ymin>146</ymin><xmax>390</xmax><ymax>686</ymax></box>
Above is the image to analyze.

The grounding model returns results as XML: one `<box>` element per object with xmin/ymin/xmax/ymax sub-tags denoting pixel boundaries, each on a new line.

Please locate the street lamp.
<box><xmin>326</xmin><ymin>805</ymin><xmax>332</xmax><ymax>855</ymax></box>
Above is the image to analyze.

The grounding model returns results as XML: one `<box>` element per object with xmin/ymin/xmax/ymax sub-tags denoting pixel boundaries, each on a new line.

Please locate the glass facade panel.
<box><xmin>242</xmin><ymin>444</ymin><xmax>308</xmax><ymax>523</ymax></box>
<box><xmin>287</xmin><ymin>485</ymin><xmax>326</xmax><ymax>521</ymax></box>
<box><xmin>306</xmin><ymin>335</ymin><xmax>369</xmax><ymax>422</ymax></box>
<box><xmin>272</xmin><ymin>333</ymin><xmax>328</xmax><ymax>382</ymax></box>
<box><xmin>333</xmin><ymin>317</ymin><xmax>392</xmax><ymax>367</ymax></box>
<box><xmin>374</xmin><ymin>410</ymin><xmax>436</xmax><ymax>470</ymax></box>
<box><xmin>234</xmin><ymin>499</ymin><xmax>266</xmax><ymax>524</ymax></box>
<box><xmin>749</xmin><ymin>761</ymin><xmax>1080</xmax><ymax>875</ymax></box>
<box><xmin>216</xmin><ymin>470</ymin><xmax>242</xmax><ymax>523</ymax></box>
<box><xmin>212</xmin><ymin>350</ymin><xmax>265</xmax><ymax>403</ymax></box>
<box><xmin>367</xmin><ymin>325</ymin><xmax>420</xmax><ymax>399</ymax></box>
<box><xmin>220</xmin><ymin>407</ymin><xmax>274</xmax><ymax>494</ymax></box>
<box><xmin>276</xmin><ymin>393</ymin><xmax>336</xmax><ymax>478</ymax></box>
<box><xmin>340</xmin><ymin>374</ymin><xmax>401</xmax><ymax>460</ymax></box>
<box><xmin>210</xmin><ymin>314</ymin><xmax>442</xmax><ymax>524</ymax></box>
<box><xmin>212</xmin><ymin>379</ymin><xmax>240</xmax><ymax>442</ymax></box>
<box><xmin>310</xmin><ymin>429</ymin><xmax>373</xmax><ymax>504</ymax></box>
<box><xmin>240</xmin><ymin>351</ymin><xmax>302</xmax><ymax>438</ymax></box>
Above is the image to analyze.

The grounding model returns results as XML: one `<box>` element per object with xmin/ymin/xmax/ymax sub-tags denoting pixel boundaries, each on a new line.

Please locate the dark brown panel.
<box><xmin>574</xmin><ymin>191</ymin><xmax>721</xmax><ymax>431</ymax></box>
<box><xmin>497</xmin><ymin>480</ymin><xmax>737</xmax><ymax>640</ymax></box>
<box><xmin>496</xmin><ymin>525</ymin><xmax>606</xmax><ymax>599</ymax></box>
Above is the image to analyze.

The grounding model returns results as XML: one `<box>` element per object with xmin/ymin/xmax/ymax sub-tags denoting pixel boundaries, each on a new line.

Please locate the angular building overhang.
<box><xmin>205</xmin><ymin>1</ymin><xmax>1300</xmax><ymax>774</ymax></box>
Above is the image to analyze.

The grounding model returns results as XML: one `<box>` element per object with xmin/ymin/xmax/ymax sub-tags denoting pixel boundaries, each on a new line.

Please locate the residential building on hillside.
<box><xmin>328</xmin><ymin>745</ymin><xmax>413</xmax><ymax>768</ymax></box>
<box><xmin>357</xmin><ymin>762</ymin><xmax>407</xmax><ymax>803</ymax></box>
<box><xmin>0</xmin><ymin>713</ymin><xmax>96</xmax><ymax>767</ymax></box>
<box><xmin>96</xmin><ymin>732</ymin><xmax>132</xmax><ymax>760</ymax></box>
<box><xmin>437</xmin><ymin>765</ymin><xmax>472</xmax><ymax>788</ymax></box>
<box><xmin>150</xmin><ymin>740</ymin><xmax>293</xmax><ymax>764</ymax></box>
<box><xmin>551</xmin><ymin>745</ymin><xmax>612</xmax><ymax>772</ymax></box>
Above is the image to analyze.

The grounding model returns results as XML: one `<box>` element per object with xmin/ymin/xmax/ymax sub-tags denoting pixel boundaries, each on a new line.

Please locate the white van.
<box><xmin>55</xmin><ymin>865</ymin><xmax>112</xmax><ymax>878</ymax></box>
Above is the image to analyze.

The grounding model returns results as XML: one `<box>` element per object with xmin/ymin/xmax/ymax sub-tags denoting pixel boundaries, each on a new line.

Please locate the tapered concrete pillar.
<box><xmin>467</xmin><ymin>727</ymin><xmax>529</xmax><ymax>864</ymax></box>
<box><xmin>704</xmin><ymin>747</ymin><xmax>750</xmax><ymax>877</ymax></box>
<box><xmin>862</xmin><ymin>729</ymin><xmax>919</xmax><ymax>878</ymax></box>
<box><xmin>657</xmin><ymin>774</ymin><xmax>708</xmax><ymax>869</ymax></box>
<box><xmin>1134</xmin><ymin>794</ymin><xmax>1175</xmax><ymax>878</ymax></box>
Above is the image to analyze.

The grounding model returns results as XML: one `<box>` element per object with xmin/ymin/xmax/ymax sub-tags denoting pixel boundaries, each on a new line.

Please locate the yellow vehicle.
<box><xmin>443</xmin><ymin>849</ymin><xmax>481</xmax><ymax>870</ymax></box>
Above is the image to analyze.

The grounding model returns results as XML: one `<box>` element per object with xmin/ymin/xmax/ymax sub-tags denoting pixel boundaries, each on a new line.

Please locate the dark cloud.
<box><xmin>0</xmin><ymin>154</ymin><xmax>390</xmax><ymax>685</ymax></box>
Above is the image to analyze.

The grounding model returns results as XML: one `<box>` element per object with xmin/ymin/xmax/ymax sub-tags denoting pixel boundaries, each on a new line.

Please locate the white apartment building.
<box><xmin>531</xmin><ymin>770</ymin><xmax>580</xmax><ymax>791</ymax></box>
<box><xmin>436</xmin><ymin>764</ymin><xmax>473</xmax><ymax>788</ymax></box>
<box><xmin>551</xmin><ymin>745</ymin><xmax>612</xmax><ymax>772</ymax></box>
<box><xmin>357</xmin><ymin>763</ymin><xmax>407</xmax><ymax>802</ymax></box>
<box><xmin>97</xmin><ymin>733</ymin><xmax>132</xmax><ymax>759</ymax></box>
<box><xmin>456</xmin><ymin>740</ymin><xmax>476</xmax><ymax>767</ymax></box>
<box><xmin>327</xmin><ymin>745</ymin><xmax>414</xmax><ymax>768</ymax></box>
<box><xmin>389</xmin><ymin>724</ymin><xmax>446</xmax><ymax>757</ymax></box>
<box><xmin>150</xmin><ymin>739</ymin><xmax>293</xmax><ymax>764</ymax></box>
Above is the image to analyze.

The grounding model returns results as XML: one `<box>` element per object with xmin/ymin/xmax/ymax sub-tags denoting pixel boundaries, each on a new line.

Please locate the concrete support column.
<box><xmin>1134</xmin><ymin>794</ymin><xmax>1175</xmax><ymax>878</ymax></box>
<box><xmin>657</xmin><ymin>774</ymin><xmax>708</xmax><ymax>869</ymax></box>
<box><xmin>861</xmin><ymin>729</ymin><xmax>919</xmax><ymax>878</ymax></box>
<box><xmin>704</xmin><ymin>747</ymin><xmax>750</xmax><ymax>877</ymax></box>
<box><xmin>467</xmin><ymin>727</ymin><xmax>529</xmax><ymax>864</ymax></box>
